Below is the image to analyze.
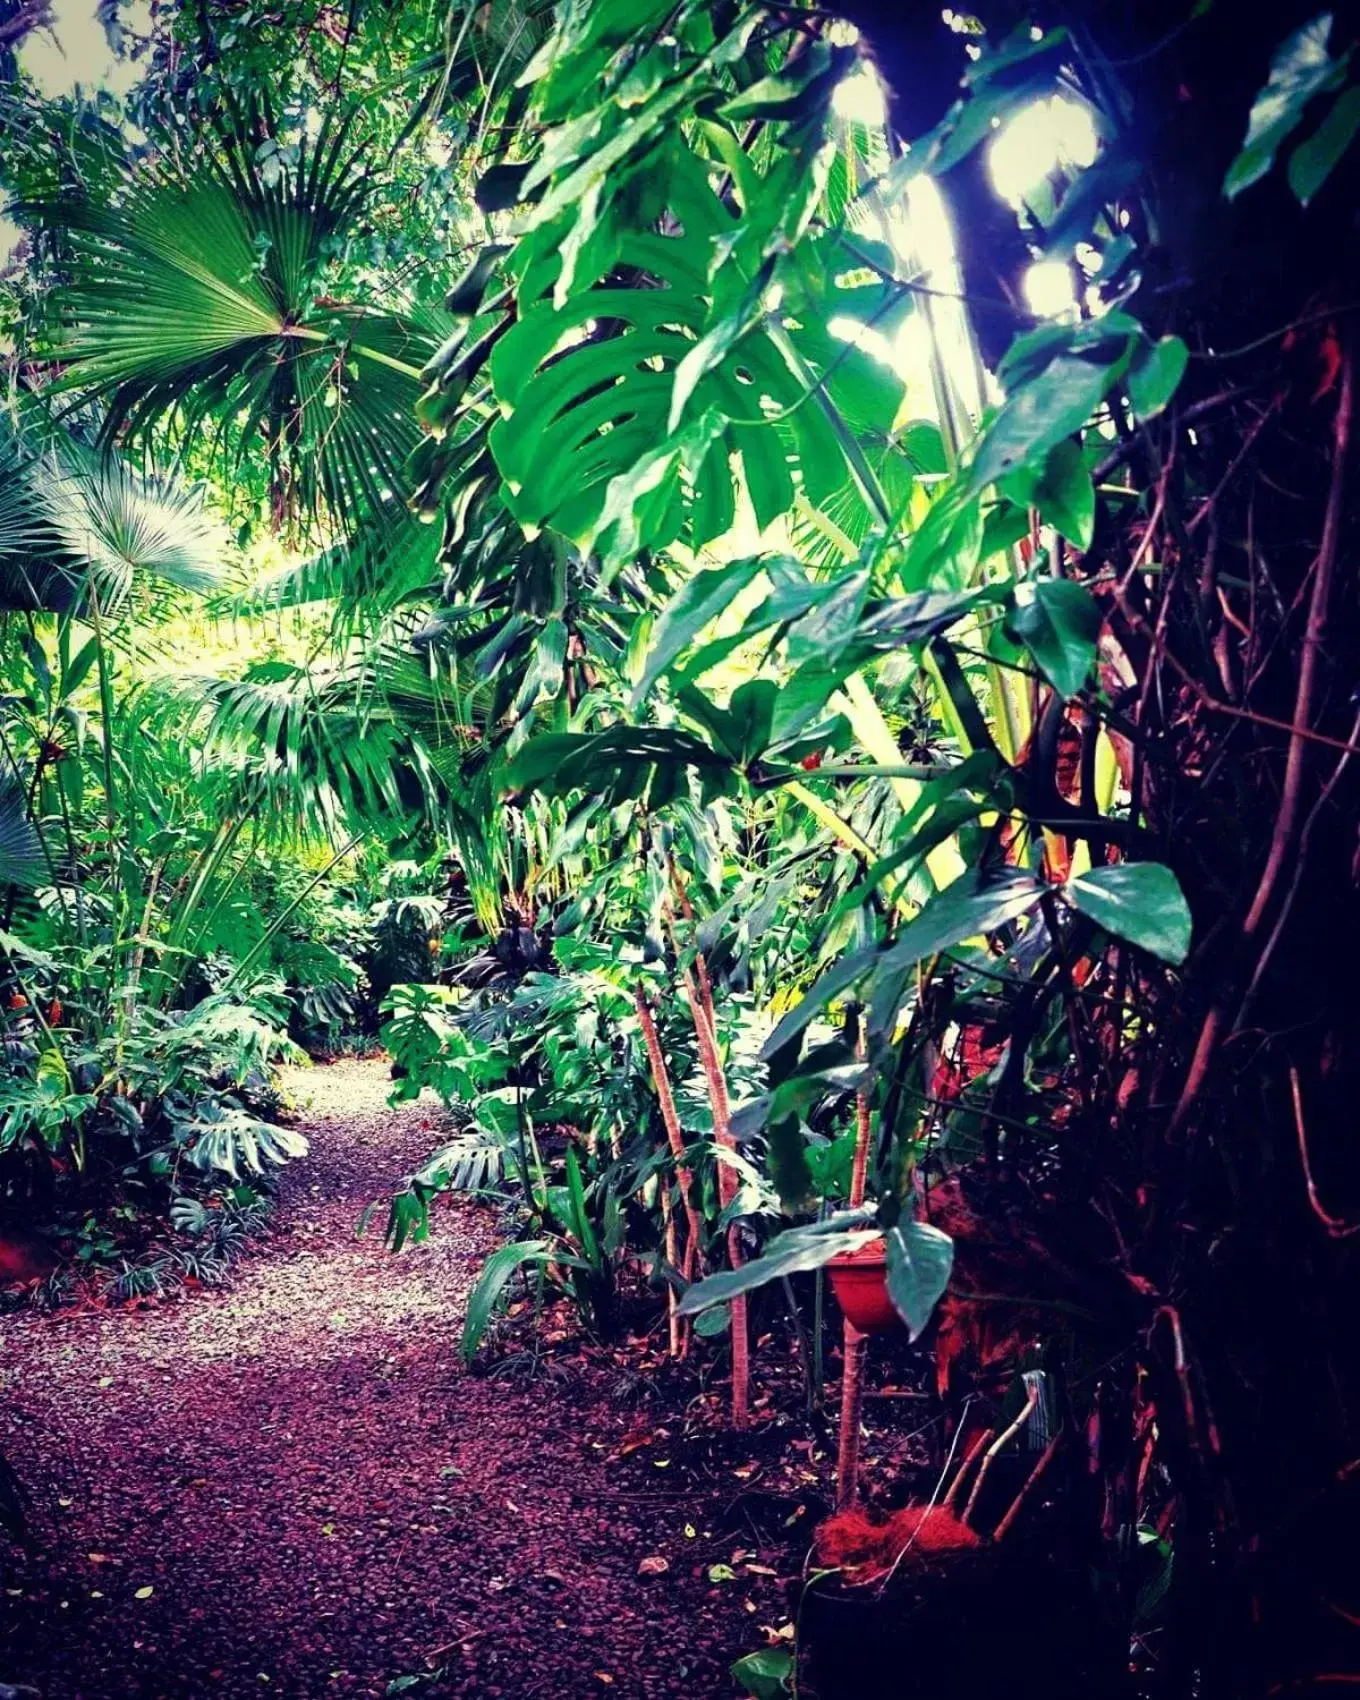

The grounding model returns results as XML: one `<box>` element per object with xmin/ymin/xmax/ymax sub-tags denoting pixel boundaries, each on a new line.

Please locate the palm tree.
<box><xmin>18</xmin><ymin>111</ymin><xmax>443</xmax><ymax>535</ymax></box>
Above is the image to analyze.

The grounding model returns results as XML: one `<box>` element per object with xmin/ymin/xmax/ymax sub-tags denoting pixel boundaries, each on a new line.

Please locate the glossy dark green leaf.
<box><xmin>731</xmin><ymin>1649</ymin><xmax>795</xmax><ymax>1700</ymax></box>
<box><xmin>1034</xmin><ymin>440</ymin><xmax>1095</xmax><ymax>551</ymax></box>
<box><xmin>1287</xmin><ymin>83</ymin><xmax>1360</xmax><ymax>204</ymax></box>
<box><xmin>883</xmin><ymin>1219</ymin><xmax>954</xmax><ymax>1341</ymax></box>
<box><xmin>899</xmin><ymin>492</ymin><xmax>984</xmax><ymax>592</ymax></box>
<box><xmin>669</xmin><ymin>259</ymin><xmax>775</xmax><ymax>433</ymax></box>
<box><xmin>677</xmin><ymin>1219</ymin><xmax>880</xmax><ymax>1316</ymax></box>
<box><xmin>460</xmin><ymin>1239</ymin><xmax>550</xmax><ymax>1360</ymax></box>
<box><xmin>969</xmin><ymin>354</ymin><xmax>1121</xmax><ymax>494</ymax></box>
<box><xmin>693</xmin><ymin>1302</ymin><xmax>731</xmax><ymax>1338</ymax></box>
<box><xmin>767</xmin><ymin>1114</ymin><xmax>816</xmax><ymax>1213</ymax></box>
<box><xmin>1009</xmin><ymin>579</ymin><xmax>1103</xmax><ymax>698</ymax></box>
<box><xmin>1224</xmin><ymin>14</ymin><xmax>1348</xmax><ymax>198</ymax></box>
<box><xmin>476</xmin><ymin>161</ymin><xmax>535</xmax><ymax>212</ymax></box>
<box><xmin>633</xmin><ymin>555</ymin><xmax>772</xmax><ymax>705</ymax></box>
<box><xmin>1127</xmin><ymin>336</ymin><xmax>1189</xmax><ymax>424</ymax></box>
<box><xmin>444</xmin><ymin>243</ymin><xmax>512</xmax><ymax>316</ymax></box>
<box><xmin>763</xmin><ymin>869</ymin><xmax>1043</xmax><ymax>1057</ymax></box>
<box><xmin>1062</xmin><ymin>862</ymin><xmax>1192</xmax><ymax>965</ymax></box>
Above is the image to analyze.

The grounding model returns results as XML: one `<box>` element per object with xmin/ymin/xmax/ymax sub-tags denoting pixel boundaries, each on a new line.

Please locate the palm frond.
<box><xmin>155</xmin><ymin>655</ymin><xmax>442</xmax><ymax>838</ymax></box>
<box><xmin>0</xmin><ymin>766</ymin><xmax>45</xmax><ymax>891</ymax></box>
<box><xmin>244</xmin><ymin>502</ymin><xmax>443</xmax><ymax>619</ymax></box>
<box><xmin>35</xmin><ymin>448</ymin><xmax>226</xmax><ymax>602</ymax></box>
<box><xmin>21</xmin><ymin>115</ymin><xmax>443</xmax><ymax>533</ymax></box>
<box><xmin>0</xmin><ymin>413</ymin><xmax>226</xmax><ymax>610</ymax></box>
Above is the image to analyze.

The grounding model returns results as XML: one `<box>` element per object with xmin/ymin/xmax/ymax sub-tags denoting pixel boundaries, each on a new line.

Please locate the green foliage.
<box><xmin>24</xmin><ymin>118</ymin><xmax>440</xmax><ymax>532</ymax></box>
<box><xmin>1224</xmin><ymin>14</ymin><xmax>1356</xmax><ymax>201</ymax></box>
<box><xmin>731</xmin><ymin>1649</ymin><xmax>795</xmax><ymax>1700</ymax></box>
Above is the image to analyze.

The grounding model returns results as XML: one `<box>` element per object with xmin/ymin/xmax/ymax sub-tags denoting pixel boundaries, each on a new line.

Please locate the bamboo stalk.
<box><xmin>941</xmin><ymin>1425</ymin><xmax>995</xmax><ymax>1512</ymax></box>
<box><xmin>660</xmin><ymin>1175</ymin><xmax>683</xmax><ymax>1359</ymax></box>
<box><xmin>992</xmin><ymin>1432</ymin><xmax>1062</xmax><ymax>1543</ymax></box>
<box><xmin>681</xmin><ymin>963</ymin><xmax>751</xmax><ymax>1428</ymax></box>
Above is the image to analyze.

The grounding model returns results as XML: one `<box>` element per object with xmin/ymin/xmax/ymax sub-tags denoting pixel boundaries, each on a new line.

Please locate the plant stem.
<box><xmin>217</xmin><ymin>832</ymin><xmax>362</xmax><ymax>995</ymax></box>
<box><xmin>633</xmin><ymin>986</ymin><xmax>705</xmax><ymax>1290</ymax></box>
<box><xmin>835</xmin><ymin>1079</ymin><xmax>874</xmax><ymax>1508</ymax></box>
<box><xmin>667</xmin><ymin>865</ymin><xmax>750</xmax><ymax>1426</ymax></box>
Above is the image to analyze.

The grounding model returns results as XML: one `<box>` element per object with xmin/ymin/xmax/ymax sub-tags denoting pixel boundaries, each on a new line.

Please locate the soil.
<box><xmin>0</xmin><ymin>1061</ymin><xmax>806</xmax><ymax>1700</ymax></box>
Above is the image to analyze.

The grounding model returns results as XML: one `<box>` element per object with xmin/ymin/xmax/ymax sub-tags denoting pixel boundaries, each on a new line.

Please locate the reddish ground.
<box><xmin>0</xmin><ymin>1061</ymin><xmax>797</xmax><ymax>1700</ymax></box>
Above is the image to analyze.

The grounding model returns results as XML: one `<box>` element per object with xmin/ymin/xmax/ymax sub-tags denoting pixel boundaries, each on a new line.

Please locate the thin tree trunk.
<box><xmin>660</xmin><ymin>1172</ymin><xmax>683</xmax><ymax>1359</ymax></box>
<box><xmin>666</xmin><ymin>862</ymin><xmax>750</xmax><ymax>1427</ymax></box>
<box><xmin>634</xmin><ymin>986</ymin><xmax>705</xmax><ymax>1298</ymax></box>
<box><xmin>836</xmin><ymin>1082</ymin><xmax>873</xmax><ymax>1507</ymax></box>
<box><xmin>681</xmin><ymin>963</ymin><xmax>751</xmax><ymax>1427</ymax></box>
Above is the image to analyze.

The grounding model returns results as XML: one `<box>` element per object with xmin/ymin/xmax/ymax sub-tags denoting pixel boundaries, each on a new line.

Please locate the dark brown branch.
<box><xmin>1242</xmin><ymin>347</ymin><xmax>1353</xmax><ymax>938</ymax></box>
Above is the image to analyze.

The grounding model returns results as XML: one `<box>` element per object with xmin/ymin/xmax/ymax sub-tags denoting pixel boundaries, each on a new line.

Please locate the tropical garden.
<box><xmin>0</xmin><ymin>0</ymin><xmax>1357</xmax><ymax>1695</ymax></box>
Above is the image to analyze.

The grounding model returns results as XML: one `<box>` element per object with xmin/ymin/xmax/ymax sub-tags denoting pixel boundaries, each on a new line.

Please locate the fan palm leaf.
<box><xmin>0</xmin><ymin>414</ymin><xmax>225</xmax><ymax>610</ymax></box>
<box><xmin>20</xmin><ymin>115</ymin><xmax>444</xmax><ymax>533</ymax></box>
<box><xmin>0</xmin><ymin>766</ymin><xmax>44</xmax><ymax>891</ymax></box>
<box><xmin>34</xmin><ymin>449</ymin><xmax>226</xmax><ymax>604</ymax></box>
<box><xmin>154</xmin><ymin>649</ymin><xmax>454</xmax><ymax>841</ymax></box>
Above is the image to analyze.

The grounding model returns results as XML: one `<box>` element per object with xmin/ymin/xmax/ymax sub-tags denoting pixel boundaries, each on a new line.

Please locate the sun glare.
<box><xmin>831</xmin><ymin>62</ymin><xmax>889</xmax><ymax>130</ymax></box>
<box><xmin>988</xmin><ymin>95</ymin><xmax>1099</xmax><ymax>207</ymax></box>
<box><xmin>18</xmin><ymin>0</ymin><xmax>149</xmax><ymax>99</ymax></box>
<box><xmin>1023</xmin><ymin>258</ymin><xmax>1078</xmax><ymax>318</ymax></box>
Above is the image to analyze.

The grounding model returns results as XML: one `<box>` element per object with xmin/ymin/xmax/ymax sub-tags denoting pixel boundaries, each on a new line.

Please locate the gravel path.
<box><xmin>0</xmin><ymin>1061</ymin><xmax>779</xmax><ymax>1700</ymax></box>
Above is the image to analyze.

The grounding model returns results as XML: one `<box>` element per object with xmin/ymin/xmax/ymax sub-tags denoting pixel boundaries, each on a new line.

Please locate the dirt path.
<box><xmin>0</xmin><ymin>1061</ymin><xmax>781</xmax><ymax>1700</ymax></box>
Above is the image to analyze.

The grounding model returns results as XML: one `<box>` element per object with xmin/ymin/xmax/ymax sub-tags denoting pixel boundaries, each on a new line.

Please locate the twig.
<box><xmin>1094</xmin><ymin>389</ymin><xmax>1253</xmax><ymax>485</ymax></box>
<box><xmin>835</xmin><ymin>1074</ymin><xmax>874</xmax><ymax>1507</ymax></box>
<box><xmin>633</xmin><ymin>989</ymin><xmax>705</xmax><ymax>1292</ymax></box>
<box><xmin>963</xmin><ymin>1386</ymin><xmax>1039</xmax><ymax>1528</ymax></box>
<box><xmin>1243</xmin><ymin>346</ymin><xmax>1352</xmax><ymax>938</ymax></box>
<box><xmin>1235</xmin><ymin>707</ymin><xmax>1360</xmax><ymax>1031</ymax></box>
<box><xmin>940</xmin><ymin>1425</ymin><xmax>993</xmax><ymax>1512</ymax></box>
<box><xmin>1152</xmin><ymin>1305</ymin><xmax>1201</xmax><ymax>1449</ymax></box>
<box><xmin>992</xmin><ymin>1431</ymin><xmax>1063</xmax><ymax>1542</ymax></box>
<box><xmin>1185</xmin><ymin>401</ymin><xmax>1280</xmax><ymax>535</ymax></box>
<box><xmin>1289</xmin><ymin>1067</ymin><xmax>1360</xmax><ymax>1239</ymax></box>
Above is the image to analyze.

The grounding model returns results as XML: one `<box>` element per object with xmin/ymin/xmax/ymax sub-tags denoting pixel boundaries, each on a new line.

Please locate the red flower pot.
<box><xmin>827</xmin><ymin>1238</ymin><xmax>900</xmax><ymax>1334</ymax></box>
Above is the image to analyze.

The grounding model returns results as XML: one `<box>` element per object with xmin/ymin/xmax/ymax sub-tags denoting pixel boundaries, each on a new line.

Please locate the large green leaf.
<box><xmin>28</xmin><ymin>123</ymin><xmax>437</xmax><ymax>531</ymax></box>
<box><xmin>1002</xmin><ymin>439</ymin><xmax>1094</xmax><ymax>551</ymax></box>
<box><xmin>460</xmin><ymin>1238</ymin><xmax>552</xmax><ymax>1361</ymax></box>
<box><xmin>506</xmin><ymin>725</ymin><xmax>735</xmax><ymax>808</ymax></box>
<box><xmin>676</xmin><ymin>1218</ymin><xmax>880</xmax><ymax>1317</ymax></box>
<box><xmin>1127</xmin><ymin>336</ymin><xmax>1189</xmax><ymax>424</ymax></box>
<box><xmin>1008</xmin><ymin>579</ymin><xmax>1103</xmax><ymax>699</ymax></box>
<box><xmin>1224</xmin><ymin>14</ymin><xmax>1350</xmax><ymax>199</ymax></box>
<box><xmin>1062</xmin><ymin>863</ymin><xmax>1192</xmax><ymax>965</ymax></box>
<box><xmin>0</xmin><ymin>772</ymin><xmax>45</xmax><ymax>891</ymax></box>
<box><xmin>883</xmin><ymin>1219</ymin><xmax>955</xmax><ymax>1341</ymax></box>
<box><xmin>731</xmin><ymin>1650</ymin><xmax>795</xmax><ymax>1700</ymax></box>
<box><xmin>1287</xmin><ymin>83</ymin><xmax>1360</xmax><ymax>204</ymax></box>
<box><xmin>489</xmin><ymin>158</ymin><xmax>862</xmax><ymax>553</ymax></box>
<box><xmin>764</xmin><ymin>869</ymin><xmax>1044</xmax><ymax>1057</ymax></box>
<box><xmin>968</xmin><ymin>354</ymin><xmax>1125</xmax><ymax>494</ymax></box>
<box><xmin>632</xmin><ymin>555</ymin><xmax>774</xmax><ymax>706</ymax></box>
